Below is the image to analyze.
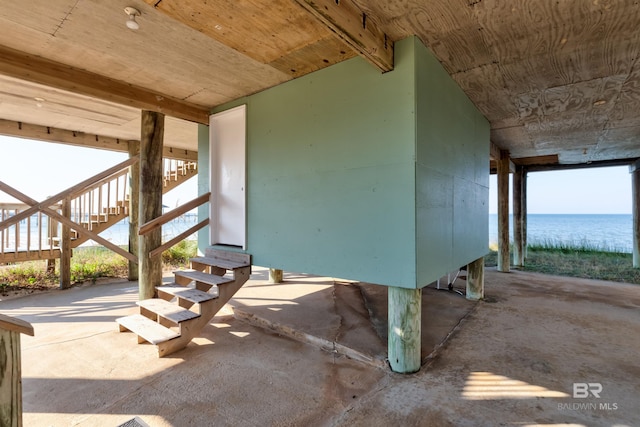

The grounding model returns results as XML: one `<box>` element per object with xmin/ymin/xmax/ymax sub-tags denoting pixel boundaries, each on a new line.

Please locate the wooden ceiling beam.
<box><xmin>0</xmin><ymin>119</ymin><xmax>197</xmax><ymax>161</ymax></box>
<box><xmin>0</xmin><ymin>45</ymin><xmax>210</xmax><ymax>125</ymax></box>
<box><xmin>489</xmin><ymin>141</ymin><xmax>502</xmax><ymax>161</ymax></box>
<box><xmin>292</xmin><ymin>0</ymin><xmax>394</xmax><ymax>72</ymax></box>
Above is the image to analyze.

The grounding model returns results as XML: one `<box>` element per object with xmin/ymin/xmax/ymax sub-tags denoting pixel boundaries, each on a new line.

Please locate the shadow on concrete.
<box><xmin>230</xmin><ymin>268</ymin><xmax>477</xmax><ymax>368</ymax></box>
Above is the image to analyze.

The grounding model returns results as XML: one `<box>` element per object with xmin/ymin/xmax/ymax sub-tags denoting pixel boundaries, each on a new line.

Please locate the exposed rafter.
<box><xmin>292</xmin><ymin>0</ymin><xmax>394</xmax><ymax>72</ymax></box>
<box><xmin>0</xmin><ymin>45</ymin><xmax>210</xmax><ymax>125</ymax></box>
<box><xmin>0</xmin><ymin>119</ymin><xmax>197</xmax><ymax>161</ymax></box>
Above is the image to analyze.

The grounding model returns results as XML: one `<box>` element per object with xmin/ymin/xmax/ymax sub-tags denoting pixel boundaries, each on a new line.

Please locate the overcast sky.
<box><xmin>1</xmin><ymin>135</ymin><xmax>632</xmax><ymax>215</ymax></box>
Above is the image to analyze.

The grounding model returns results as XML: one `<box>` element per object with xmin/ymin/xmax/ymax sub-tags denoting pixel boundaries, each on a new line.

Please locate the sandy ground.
<box><xmin>1</xmin><ymin>267</ymin><xmax>638</xmax><ymax>426</ymax></box>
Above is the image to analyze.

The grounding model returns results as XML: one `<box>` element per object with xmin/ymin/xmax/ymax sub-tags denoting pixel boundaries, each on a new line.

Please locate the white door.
<box><xmin>209</xmin><ymin>105</ymin><xmax>246</xmax><ymax>248</ymax></box>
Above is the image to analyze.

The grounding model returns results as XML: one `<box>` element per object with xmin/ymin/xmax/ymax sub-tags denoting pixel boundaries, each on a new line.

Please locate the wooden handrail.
<box><xmin>69</xmin><ymin>168</ymin><xmax>129</xmax><ymax>198</ymax></box>
<box><xmin>0</xmin><ymin>313</ymin><xmax>34</xmax><ymax>336</ymax></box>
<box><xmin>0</xmin><ymin>156</ymin><xmax>139</xmax><ymax>231</ymax></box>
<box><xmin>149</xmin><ymin>219</ymin><xmax>209</xmax><ymax>258</ymax></box>
<box><xmin>139</xmin><ymin>192</ymin><xmax>210</xmax><ymax>236</ymax></box>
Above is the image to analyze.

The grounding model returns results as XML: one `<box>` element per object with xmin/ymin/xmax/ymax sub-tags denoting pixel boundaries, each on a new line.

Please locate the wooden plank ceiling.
<box><xmin>0</xmin><ymin>0</ymin><xmax>638</xmax><ymax>167</ymax></box>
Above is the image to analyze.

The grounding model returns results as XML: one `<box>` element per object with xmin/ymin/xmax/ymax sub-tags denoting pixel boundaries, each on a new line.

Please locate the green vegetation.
<box><xmin>485</xmin><ymin>240</ymin><xmax>640</xmax><ymax>284</ymax></box>
<box><xmin>0</xmin><ymin>240</ymin><xmax>197</xmax><ymax>295</ymax></box>
<box><xmin>161</xmin><ymin>239</ymin><xmax>198</xmax><ymax>266</ymax></box>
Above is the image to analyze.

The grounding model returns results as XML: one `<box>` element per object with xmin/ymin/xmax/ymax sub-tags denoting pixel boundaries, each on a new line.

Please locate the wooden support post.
<box><xmin>466</xmin><ymin>257</ymin><xmax>484</xmax><ymax>300</ymax></box>
<box><xmin>513</xmin><ymin>166</ymin><xmax>524</xmax><ymax>267</ymax></box>
<box><xmin>497</xmin><ymin>150</ymin><xmax>510</xmax><ymax>272</ymax></box>
<box><xmin>0</xmin><ymin>314</ymin><xmax>34</xmax><ymax>427</ymax></box>
<box><xmin>522</xmin><ymin>169</ymin><xmax>528</xmax><ymax>259</ymax></box>
<box><xmin>633</xmin><ymin>167</ymin><xmax>640</xmax><ymax>268</ymax></box>
<box><xmin>46</xmin><ymin>216</ymin><xmax>58</xmax><ymax>273</ymax></box>
<box><xmin>59</xmin><ymin>198</ymin><xmax>71</xmax><ymax>289</ymax></box>
<box><xmin>268</xmin><ymin>268</ymin><xmax>283</xmax><ymax>283</ymax></box>
<box><xmin>128</xmin><ymin>142</ymin><xmax>140</xmax><ymax>281</ymax></box>
<box><xmin>139</xmin><ymin>111</ymin><xmax>165</xmax><ymax>300</ymax></box>
<box><xmin>388</xmin><ymin>287</ymin><xmax>421</xmax><ymax>374</ymax></box>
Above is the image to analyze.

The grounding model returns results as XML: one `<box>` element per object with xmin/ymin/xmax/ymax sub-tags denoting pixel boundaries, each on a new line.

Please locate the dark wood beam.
<box><xmin>527</xmin><ymin>157</ymin><xmax>639</xmax><ymax>173</ymax></box>
<box><xmin>489</xmin><ymin>141</ymin><xmax>501</xmax><ymax>161</ymax></box>
<box><xmin>0</xmin><ymin>45</ymin><xmax>209</xmax><ymax>125</ymax></box>
<box><xmin>292</xmin><ymin>0</ymin><xmax>394</xmax><ymax>72</ymax></box>
<box><xmin>0</xmin><ymin>119</ymin><xmax>197</xmax><ymax>161</ymax></box>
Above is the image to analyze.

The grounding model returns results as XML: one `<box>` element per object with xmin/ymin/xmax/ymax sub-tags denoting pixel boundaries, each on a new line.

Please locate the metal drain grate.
<box><xmin>117</xmin><ymin>416</ymin><xmax>150</xmax><ymax>427</ymax></box>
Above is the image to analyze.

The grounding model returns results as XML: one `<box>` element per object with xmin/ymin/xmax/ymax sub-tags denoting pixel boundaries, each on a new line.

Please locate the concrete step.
<box><xmin>116</xmin><ymin>314</ymin><xmax>179</xmax><ymax>345</ymax></box>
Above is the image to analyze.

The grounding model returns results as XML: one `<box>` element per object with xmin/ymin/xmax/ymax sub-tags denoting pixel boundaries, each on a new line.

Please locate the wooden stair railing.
<box><xmin>117</xmin><ymin>249</ymin><xmax>251</xmax><ymax>357</ymax></box>
<box><xmin>0</xmin><ymin>158</ymin><xmax>197</xmax><ymax>263</ymax></box>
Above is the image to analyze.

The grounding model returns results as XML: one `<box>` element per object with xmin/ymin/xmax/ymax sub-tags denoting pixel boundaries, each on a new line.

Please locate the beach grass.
<box><xmin>0</xmin><ymin>240</ymin><xmax>198</xmax><ymax>294</ymax></box>
<box><xmin>485</xmin><ymin>239</ymin><xmax>640</xmax><ymax>284</ymax></box>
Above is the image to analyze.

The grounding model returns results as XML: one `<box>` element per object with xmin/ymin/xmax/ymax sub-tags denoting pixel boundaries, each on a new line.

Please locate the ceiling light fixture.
<box><xmin>34</xmin><ymin>97</ymin><xmax>45</xmax><ymax>108</ymax></box>
<box><xmin>124</xmin><ymin>7</ymin><xmax>141</xmax><ymax>30</ymax></box>
<box><xmin>593</xmin><ymin>99</ymin><xmax>607</xmax><ymax>106</ymax></box>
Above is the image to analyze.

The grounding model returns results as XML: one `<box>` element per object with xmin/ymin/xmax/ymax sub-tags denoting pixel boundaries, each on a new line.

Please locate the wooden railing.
<box><xmin>0</xmin><ymin>202</ymin><xmax>61</xmax><ymax>259</ymax></box>
<box><xmin>1</xmin><ymin>156</ymin><xmax>200</xmax><ymax>265</ymax></box>
<box><xmin>164</xmin><ymin>159</ymin><xmax>197</xmax><ymax>185</ymax></box>
<box><xmin>68</xmin><ymin>168</ymin><xmax>130</xmax><ymax>240</ymax></box>
<box><xmin>0</xmin><ymin>157</ymin><xmax>139</xmax><ymax>263</ymax></box>
<box><xmin>139</xmin><ymin>192</ymin><xmax>210</xmax><ymax>258</ymax></box>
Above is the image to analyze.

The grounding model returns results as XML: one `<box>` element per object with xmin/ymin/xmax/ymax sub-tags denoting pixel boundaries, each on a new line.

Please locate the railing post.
<box><xmin>59</xmin><ymin>197</ymin><xmax>71</xmax><ymax>289</ymax></box>
<box><xmin>0</xmin><ymin>314</ymin><xmax>34</xmax><ymax>427</ymax></box>
<box><xmin>46</xmin><ymin>213</ymin><xmax>58</xmax><ymax>273</ymax></box>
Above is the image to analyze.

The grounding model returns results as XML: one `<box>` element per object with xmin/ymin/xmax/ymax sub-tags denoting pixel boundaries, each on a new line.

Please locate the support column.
<box><xmin>513</xmin><ymin>166</ymin><xmax>524</xmax><ymax>267</ymax></box>
<box><xmin>388</xmin><ymin>286</ymin><xmax>421</xmax><ymax>374</ymax></box>
<box><xmin>466</xmin><ymin>257</ymin><xmax>484</xmax><ymax>300</ymax></box>
<box><xmin>497</xmin><ymin>150</ymin><xmax>510</xmax><ymax>272</ymax></box>
<box><xmin>633</xmin><ymin>166</ymin><xmax>640</xmax><ymax>268</ymax></box>
<box><xmin>522</xmin><ymin>169</ymin><xmax>528</xmax><ymax>259</ymax></box>
<box><xmin>139</xmin><ymin>111</ymin><xmax>165</xmax><ymax>300</ymax></box>
<box><xmin>268</xmin><ymin>268</ymin><xmax>283</xmax><ymax>283</ymax></box>
<box><xmin>59</xmin><ymin>198</ymin><xmax>71</xmax><ymax>289</ymax></box>
<box><xmin>128</xmin><ymin>142</ymin><xmax>140</xmax><ymax>281</ymax></box>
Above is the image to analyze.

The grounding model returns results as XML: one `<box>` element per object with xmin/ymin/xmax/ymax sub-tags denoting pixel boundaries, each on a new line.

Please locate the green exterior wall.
<box><xmin>203</xmin><ymin>36</ymin><xmax>489</xmax><ymax>289</ymax></box>
<box><xmin>413</xmin><ymin>39</ymin><xmax>490</xmax><ymax>286</ymax></box>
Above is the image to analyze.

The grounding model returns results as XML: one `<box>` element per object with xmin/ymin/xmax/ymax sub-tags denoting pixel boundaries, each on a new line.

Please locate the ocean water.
<box><xmin>90</xmin><ymin>214</ymin><xmax>199</xmax><ymax>247</ymax></box>
<box><xmin>489</xmin><ymin>214</ymin><xmax>633</xmax><ymax>253</ymax></box>
<box><xmin>6</xmin><ymin>213</ymin><xmax>633</xmax><ymax>254</ymax></box>
<box><xmin>2</xmin><ymin>214</ymin><xmax>199</xmax><ymax>251</ymax></box>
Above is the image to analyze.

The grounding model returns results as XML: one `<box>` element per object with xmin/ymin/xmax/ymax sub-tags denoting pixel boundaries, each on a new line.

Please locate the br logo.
<box><xmin>573</xmin><ymin>383</ymin><xmax>603</xmax><ymax>398</ymax></box>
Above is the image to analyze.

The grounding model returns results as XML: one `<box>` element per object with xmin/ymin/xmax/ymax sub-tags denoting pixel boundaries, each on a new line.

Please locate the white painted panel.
<box><xmin>209</xmin><ymin>105</ymin><xmax>246</xmax><ymax>248</ymax></box>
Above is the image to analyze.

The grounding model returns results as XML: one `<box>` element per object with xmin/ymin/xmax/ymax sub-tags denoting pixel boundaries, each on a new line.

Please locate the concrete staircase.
<box><xmin>117</xmin><ymin>250</ymin><xmax>251</xmax><ymax>357</ymax></box>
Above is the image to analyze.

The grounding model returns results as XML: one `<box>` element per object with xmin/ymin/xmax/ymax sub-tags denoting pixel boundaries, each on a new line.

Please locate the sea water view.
<box><xmin>3</xmin><ymin>213</ymin><xmax>633</xmax><ymax>253</ymax></box>
<box><xmin>67</xmin><ymin>213</ymin><xmax>637</xmax><ymax>253</ymax></box>
<box><xmin>489</xmin><ymin>213</ymin><xmax>633</xmax><ymax>253</ymax></box>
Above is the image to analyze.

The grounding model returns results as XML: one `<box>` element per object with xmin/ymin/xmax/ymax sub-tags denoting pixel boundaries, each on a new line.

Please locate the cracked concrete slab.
<box><xmin>1</xmin><ymin>267</ymin><xmax>638</xmax><ymax>426</ymax></box>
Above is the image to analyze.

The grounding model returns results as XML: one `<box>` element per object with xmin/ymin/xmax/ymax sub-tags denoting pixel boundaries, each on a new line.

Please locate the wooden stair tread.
<box><xmin>156</xmin><ymin>286</ymin><xmax>218</xmax><ymax>304</ymax></box>
<box><xmin>116</xmin><ymin>314</ymin><xmax>179</xmax><ymax>344</ymax></box>
<box><xmin>190</xmin><ymin>256</ymin><xmax>250</xmax><ymax>270</ymax></box>
<box><xmin>173</xmin><ymin>270</ymin><xmax>234</xmax><ymax>286</ymax></box>
<box><xmin>137</xmin><ymin>299</ymin><xmax>200</xmax><ymax>323</ymax></box>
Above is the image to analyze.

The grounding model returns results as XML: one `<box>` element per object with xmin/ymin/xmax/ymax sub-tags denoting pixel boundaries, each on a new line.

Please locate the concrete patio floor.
<box><xmin>1</xmin><ymin>267</ymin><xmax>639</xmax><ymax>426</ymax></box>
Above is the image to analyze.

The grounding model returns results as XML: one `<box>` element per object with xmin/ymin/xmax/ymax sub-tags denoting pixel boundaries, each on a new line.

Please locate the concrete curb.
<box><xmin>233</xmin><ymin>308</ymin><xmax>388</xmax><ymax>370</ymax></box>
